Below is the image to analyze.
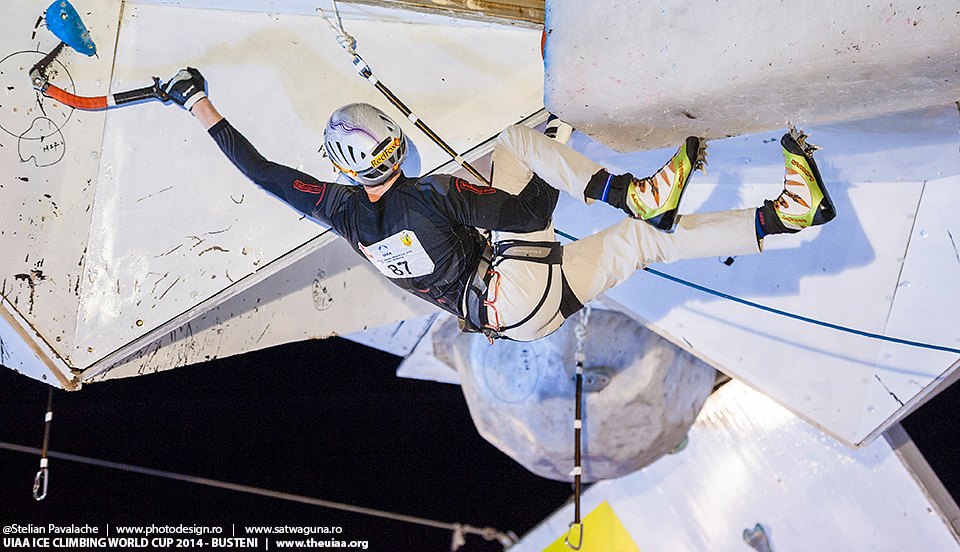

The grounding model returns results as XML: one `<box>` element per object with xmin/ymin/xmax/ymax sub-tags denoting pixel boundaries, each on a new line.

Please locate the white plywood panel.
<box><xmin>343</xmin><ymin>313</ymin><xmax>438</xmax><ymax>359</ymax></box>
<box><xmin>858</xmin><ymin>175</ymin><xmax>960</xmax><ymax>439</ymax></box>
<box><xmin>0</xmin><ymin>306</ymin><xmax>65</xmax><ymax>388</ymax></box>
<box><xmin>73</xmin><ymin>2</ymin><xmax>543</xmax><ymax>369</ymax></box>
<box><xmin>513</xmin><ymin>382</ymin><xmax>959</xmax><ymax>552</ymax></box>
<box><xmin>0</xmin><ymin>0</ymin><xmax>121</xmax><ymax>369</ymax></box>
<box><xmin>393</xmin><ymin>312</ymin><xmax>460</xmax><ymax>384</ymax></box>
<box><xmin>603</xmin><ymin>181</ymin><xmax>920</xmax><ymax>446</ymax></box>
<box><xmin>134</xmin><ymin>0</ymin><xmax>508</xmax><ymax>26</ymax></box>
<box><xmin>544</xmin><ymin>0</ymin><xmax>960</xmax><ymax>151</ymax></box>
<box><xmin>546</xmin><ymin>107</ymin><xmax>960</xmax><ymax>445</ymax></box>
<box><xmin>885</xmin><ymin>175</ymin><xmax>960</xmax><ymax>357</ymax></box>
<box><xmin>91</xmin><ymin>237</ymin><xmax>439</xmax><ymax>380</ymax></box>
<box><xmin>134</xmin><ymin>0</ymin><xmax>368</xmax><ymax>16</ymax></box>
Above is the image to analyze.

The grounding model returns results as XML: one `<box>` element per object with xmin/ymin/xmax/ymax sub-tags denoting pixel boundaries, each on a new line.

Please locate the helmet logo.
<box><xmin>370</xmin><ymin>137</ymin><xmax>402</xmax><ymax>169</ymax></box>
<box><xmin>330</xmin><ymin>159</ymin><xmax>357</xmax><ymax>177</ymax></box>
<box><xmin>324</xmin><ymin>104</ymin><xmax>408</xmax><ymax>185</ymax></box>
<box><xmin>400</xmin><ymin>232</ymin><xmax>413</xmax><ymax>247</ymax></box>
<box><xmin>329</xmin><ymin>159</ymin><xmax>357</xmax><ymax>177</ymax></box>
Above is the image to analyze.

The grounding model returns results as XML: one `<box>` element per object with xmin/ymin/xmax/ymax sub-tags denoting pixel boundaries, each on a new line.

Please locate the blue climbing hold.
<box><xmin>45</xmin><ymin>0</ymin><xmax>97</xmax><ymax>57</ymax></box>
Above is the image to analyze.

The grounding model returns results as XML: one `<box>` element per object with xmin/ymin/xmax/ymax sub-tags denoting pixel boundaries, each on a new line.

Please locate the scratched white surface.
<box><xmin>860</xmin><ymin>175</ymin><xmax>960</xmax><ymax>441</ymax></box>
<box><xmin>0</xmin><ymin>0</ymin><xmax>121</xmax><ymax>376</ymax></box>
<box><xmin>133</xmin><ymin>0</ymin><xmax>512</xmax><ymax>26</ymax></box>
<box><xmin>91</xmin><ymin>237</ymin><xmax>437</xmax><ymax>381</ymax></box>
<box><xmin>544</xmin><ymin>0</ymin><xmax>960</xmax><ymax>151</ymax></box>
<box><xmin>512</xmin><ymin>381</ymin><xmax>960</xmax><ymax>552</ymax></box>
<box><xmin>343</xmin><ymin>313</ymin><xmax>438</xmax><ymax>359</ymax></box>
<box><xmin>72</xmin><ymin>2</ymin><xmax>543</xmax><ymax>370</ymax></box>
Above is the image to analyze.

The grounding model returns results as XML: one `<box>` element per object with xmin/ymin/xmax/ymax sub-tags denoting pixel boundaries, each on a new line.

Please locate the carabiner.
<box><xmin>564</xmin><ymin>521</ymin><xmax>583</xmax><ymax>550</ymax></box>
<box><xmin>33</xmin><ymin>460</ymin><xmax>49</xmax><ymax>501</ymax></box>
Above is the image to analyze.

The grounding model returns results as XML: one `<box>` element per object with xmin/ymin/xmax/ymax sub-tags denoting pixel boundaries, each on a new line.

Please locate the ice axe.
<box><xmin>30</xmin><ymin>0</ymin><xmax>169</xmax><ymax>110</ymax></box>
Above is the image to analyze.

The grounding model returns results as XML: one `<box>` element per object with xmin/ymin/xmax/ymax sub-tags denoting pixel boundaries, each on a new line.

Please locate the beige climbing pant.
<box><xmin>484</xmin><ymin>124</ymin><xmax>763</xmax><ymax>342</ymax></box>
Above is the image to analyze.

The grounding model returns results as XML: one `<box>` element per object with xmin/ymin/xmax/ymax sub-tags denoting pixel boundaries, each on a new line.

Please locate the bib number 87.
<box><xmin>387</xmin><ymin>261</ymin><xmax>411</xmax><ymax>276</ymax></box>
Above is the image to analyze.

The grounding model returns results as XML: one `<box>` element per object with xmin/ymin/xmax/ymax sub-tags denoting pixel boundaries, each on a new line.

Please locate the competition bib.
<box><xmin>359</xmin><ymin>230</ymin><xmax>436</xmax><ymax>279</ymax></box>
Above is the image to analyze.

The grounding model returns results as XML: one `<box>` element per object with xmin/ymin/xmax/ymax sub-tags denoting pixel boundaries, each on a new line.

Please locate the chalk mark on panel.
<box><xmin>0</xmin><ymin>49</ymin><xmax>76</xmax><ymax>167</ymax></box>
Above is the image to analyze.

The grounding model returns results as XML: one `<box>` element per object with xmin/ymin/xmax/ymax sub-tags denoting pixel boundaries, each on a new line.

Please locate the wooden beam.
<box><xmin>345</xmin><ymin>0</ymin><xmax>544</xmax><ymax>27</ymax></box>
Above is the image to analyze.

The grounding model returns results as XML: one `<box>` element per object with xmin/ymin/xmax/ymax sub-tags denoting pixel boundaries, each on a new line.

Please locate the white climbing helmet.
<box><xmin>323</xmin><ymin>103</ymin><xmax>408</xmax><ymax>186</ymax></box>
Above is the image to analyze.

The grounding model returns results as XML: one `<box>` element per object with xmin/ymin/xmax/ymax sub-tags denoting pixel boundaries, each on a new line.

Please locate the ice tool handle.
<box><xmin>46</xmin><ymin>0</ymin><xmax>97</xmax><ymax>56</ymax></box>
<box><xmin>31</xmin><ymin>1</ymin><xmax>167</xmax><ymax>111</ymax></box>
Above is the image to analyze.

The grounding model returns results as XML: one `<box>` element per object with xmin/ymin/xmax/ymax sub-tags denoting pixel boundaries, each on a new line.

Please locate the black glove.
<box><xmin>163</xmin><ymin>67</ymin><xmax>206</xmax><ymax>110</ymax></box>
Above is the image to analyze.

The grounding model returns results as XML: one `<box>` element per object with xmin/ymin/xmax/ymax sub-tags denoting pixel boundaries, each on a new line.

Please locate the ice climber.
<box><xmin>163</xmin><ymin>68</ymin><xmax>837</xmax><ymax>342</ymax></box>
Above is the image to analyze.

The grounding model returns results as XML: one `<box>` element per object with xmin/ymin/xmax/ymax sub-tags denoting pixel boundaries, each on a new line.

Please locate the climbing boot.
<box><xmin>626</xmin><ymin>136</ymin><xmax>706</xmax><ymax>232</ymax></box>
<box><xmin>544</xmin><ymin>113</ymin><xmax>573</xmax><ymax>145</ymax></box>
<box><xmin>767</xmin><ymin>126</ymin><xmax>836</xmax><ymax>232</ymax></box>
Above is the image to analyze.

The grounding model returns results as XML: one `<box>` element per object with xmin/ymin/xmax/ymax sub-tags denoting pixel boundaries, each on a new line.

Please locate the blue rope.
<box><xmin>553</xmin><ymin>228</ymin><xmax>960</xmax><ymax>356</ymax></box>
<box><xmin>600</xmin><ymin>173</ymin><xmax>613</xmax><ymax>203</ymax></box>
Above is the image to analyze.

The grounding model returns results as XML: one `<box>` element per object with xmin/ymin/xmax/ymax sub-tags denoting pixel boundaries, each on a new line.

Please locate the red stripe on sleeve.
<box><xmin>454</xmin><ymin>178</ymin><xmax>497</xmax><ymax>195</ymax></box>
<box><xmin>293</xmin><ymin>180</ymin><xmax>327</xmax><ymax>205</ymax></box>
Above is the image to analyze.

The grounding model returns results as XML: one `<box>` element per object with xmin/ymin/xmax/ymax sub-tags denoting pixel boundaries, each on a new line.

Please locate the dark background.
<box><xmin>1</xmin><ymin>337</ymin><xmax>957</xmax><ymax>552</ymax></box>
<box><xmin>0</xmin><ymin>339</ymin><xmax>571</xmax><ymax>552</ymax></box>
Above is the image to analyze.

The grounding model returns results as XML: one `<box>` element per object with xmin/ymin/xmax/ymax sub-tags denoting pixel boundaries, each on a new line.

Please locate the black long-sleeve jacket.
<box><xmin>209</xmin><ymin>119</ymin><xmax>559</xmax><ymax>316</ymax></box>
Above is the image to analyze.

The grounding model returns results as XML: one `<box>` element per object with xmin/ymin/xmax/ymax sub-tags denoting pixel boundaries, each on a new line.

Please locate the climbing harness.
<box><xmin>459</xmin><ymin>242</ymin><xmax>497</xmax><ymax>339</ymax></box>
<box><xmin>32</xmin><ymin>388</ymin><xmax>54</xmax><ymax>501</ymax></box>
<box><xmin>490</xmin><ymin>240</ymin><xmax>563</xmax><ymax>335</ymax></box>
<box><xmin>460</xmin><ymin>240</ymin><xmax>566</xmax><ymax>341</ymax></box>
<box><xmin>30</xmin><ymin>0</ymin><xmax>169</xmax><ymax>110</ymax></box>
<box><xmin>564</xmin><ymin>304</ymin><xmax>591</xmax><ymax>550</ymax></box>
<box><xmin>1</xmin><ymin>441</ymin><xmax>518</xmax><ymax>551</ymax></box>
<box><xmin>318</xmin><ymin>0</ymin><xmax>492</xmax><ymax>186</ymax></box>
<box><xmin>319</xmin><ymin>0</ymin><xmax>586</xmax><ymax>341</ymax></box>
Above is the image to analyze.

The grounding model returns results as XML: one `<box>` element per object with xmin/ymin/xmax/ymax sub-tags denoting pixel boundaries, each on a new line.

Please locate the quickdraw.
<box><xmin>564</xmin><ymin>304</ymin><xmax>591</xmax><ymax>550</ymax></box>
<box><xmin>30</xmin><ymin>0</ymin><xmax>169</xmax><ymax>111</ymax></box>
<box><xmin>318</xmin><ymin>0</ymin><xmax>492</xmax><ymax>186</ymax></box>
<box><xmin>32</xmin><ymin>388</ymin><xmax>54</xmax><ymax>501</ymax></box>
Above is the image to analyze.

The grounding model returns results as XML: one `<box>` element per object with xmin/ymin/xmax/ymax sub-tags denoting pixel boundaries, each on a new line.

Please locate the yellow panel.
<box><xmin>544</xmin><ymin>501</ymin><xmax>641</xmax><ymax>552</ymax></box>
